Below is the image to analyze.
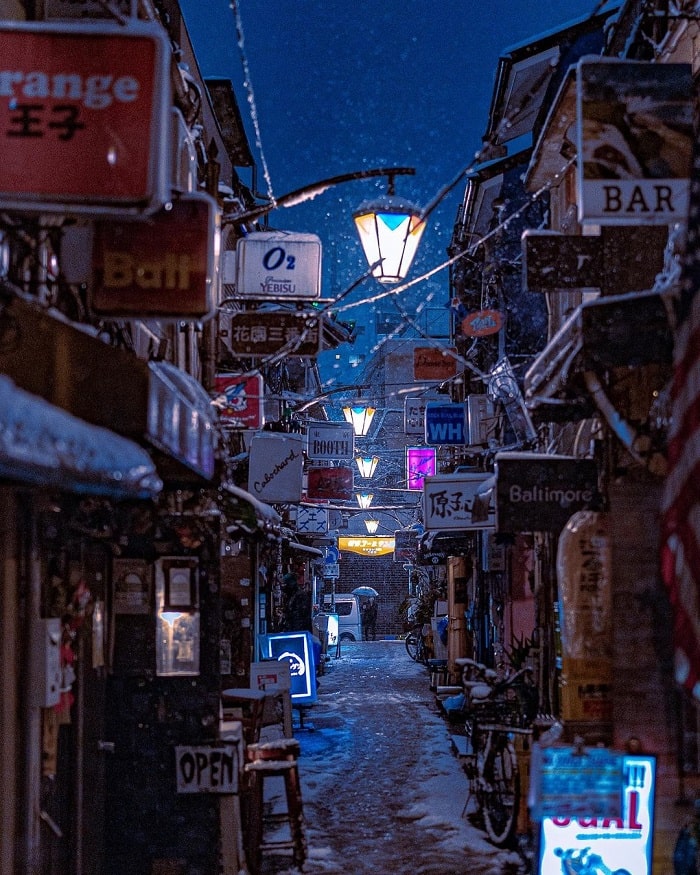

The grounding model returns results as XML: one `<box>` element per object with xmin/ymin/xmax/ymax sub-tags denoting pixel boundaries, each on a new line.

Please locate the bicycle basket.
<box><xmin>471</xmin><ymin>694</ymin><xmax>525</xmax><ymax>728</ymax></box>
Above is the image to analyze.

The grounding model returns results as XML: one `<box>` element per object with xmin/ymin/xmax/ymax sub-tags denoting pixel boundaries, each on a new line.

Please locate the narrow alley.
<box><xmin>260</xmin><ymin>641</ymin><xmax>524</xmax><ymax>875</ymax></box>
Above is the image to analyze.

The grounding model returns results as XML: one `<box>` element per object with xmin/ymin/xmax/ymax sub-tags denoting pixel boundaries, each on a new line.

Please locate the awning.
<box><xmin>0</xmin><ymin>375</ymin><xmax>161</xmax><ymax>499</ymax></box>
<box><xmin>220</xmin><ymin>483</ymin><xmax>281</xmax><ymax>539</ymax></box>
<box><xmin>0</xmin><ymin>293</ymin><xmax>218</xmax><ymax>482</ymax></box>
<box><xmin>524</xmin><ymin>289</ymin><xmax>673</xmax><ymax>423</ymax></box>
<box><xmin>147</xmin><ymin>361</ymin><xmax>217</xmax><ymax>481</ymax></box>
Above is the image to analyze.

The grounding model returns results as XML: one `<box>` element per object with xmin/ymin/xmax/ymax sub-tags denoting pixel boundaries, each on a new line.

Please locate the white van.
<box><xmin>322</xmin><ymin>593</ymin><xmax>362</xmax><ymax>642</ymax></box>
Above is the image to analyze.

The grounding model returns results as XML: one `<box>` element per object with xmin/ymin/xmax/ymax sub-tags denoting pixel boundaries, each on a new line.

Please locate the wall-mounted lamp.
<box><xmin>356</xmin><ymin>492</ymin><xmax>374</xmax><ymax>509</ymax></box>
<box><xmin>355</xmin><ymin>455</ymin><xmax>379</xmax><ymax>478</ymax></box>
<box><xmin>364</xmin><ymin>518</ymin><xmax>380</xmax><ymax>534</ymax></box>
<box><xmin>343</xmin><ymin>405</ymin><xmax>376</xmax><ymax>437</ymax></box>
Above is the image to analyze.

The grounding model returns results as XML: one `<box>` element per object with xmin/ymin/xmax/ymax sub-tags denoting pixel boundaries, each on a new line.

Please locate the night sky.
<box><xmin>179</xmin><ymin>1</ymin><xmax>608</xmax><ymax>387</ymax></box>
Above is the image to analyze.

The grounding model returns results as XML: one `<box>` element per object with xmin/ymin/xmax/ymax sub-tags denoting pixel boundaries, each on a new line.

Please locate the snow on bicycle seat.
<box><xmin>469</xmin><ymin>683</ymin><xmax>494</xmax><ymax>701</ymax></box>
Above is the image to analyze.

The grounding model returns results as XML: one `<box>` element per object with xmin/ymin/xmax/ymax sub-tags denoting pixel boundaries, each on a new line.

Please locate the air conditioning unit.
<box><xmin>466</xmin><ymin>395</ymin><xmax>496</xmax><ymax>446</ymax></box>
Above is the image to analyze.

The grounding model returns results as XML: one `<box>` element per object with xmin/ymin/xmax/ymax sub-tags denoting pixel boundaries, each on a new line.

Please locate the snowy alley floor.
<box><xmin>256</xmin><ymin>639</ymin><xmax>526</xmax><ymax>875</ymax></box>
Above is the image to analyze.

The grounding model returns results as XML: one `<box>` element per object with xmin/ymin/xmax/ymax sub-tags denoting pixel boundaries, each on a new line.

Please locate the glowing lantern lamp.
<box><xmin>353</xmin><ymin>174</ymin><xmax>426</xmax><ymax>284</ymax></box>
<box><xmin>355</xmin><ymin>455</ymin><xmax>379</xmax><ymax>479</ymax></box>
<box><xmin>356</xmin><ymin>492</ymin><xmax>374</xmax><ymax>509</ymax></box>
<box><xmin>364</xmin><ymin>518</ymin><xmax>380</xmax><ymax>534</ymax></box>
<box><xmin>343</xmin><ymin>404</ymin><xmax>376</xmax><ymax>437</ymax></box>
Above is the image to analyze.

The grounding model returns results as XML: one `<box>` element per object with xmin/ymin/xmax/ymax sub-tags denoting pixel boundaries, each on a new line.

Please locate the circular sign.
<box><xmin>325</xmin><ymin>545</ymin><xmax>340</xmax><ymax>564</ymax></box>
<box><xmin>461</xmin><ymin>309</ymin><xmax>503</xmax><ymax>337</ymax></box>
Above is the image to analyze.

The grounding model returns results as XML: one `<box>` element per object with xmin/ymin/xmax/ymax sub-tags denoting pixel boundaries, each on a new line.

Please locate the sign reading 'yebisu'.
<box><xmin>424</xmin><ymin>403</ymin><xmax>467</xmax><ymax>445</ymax></box>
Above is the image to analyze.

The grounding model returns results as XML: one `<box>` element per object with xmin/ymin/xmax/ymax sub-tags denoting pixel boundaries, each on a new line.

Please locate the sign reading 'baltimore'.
<box><xmin>495</xmin><ymin>453</ymin><xmax>599</xmax><ymax>533</ymax></box>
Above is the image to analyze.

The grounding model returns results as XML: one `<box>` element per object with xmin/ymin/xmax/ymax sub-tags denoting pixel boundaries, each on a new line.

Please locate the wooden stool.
<box><xmin>222</xmin><ymin>688</ymin><xmax>267</xmax><ymax>746</ymax></box>
<box><xmin>243</xmin><ymin>739</ymin><xmax>306</xmax><ymax>873</ymax></box>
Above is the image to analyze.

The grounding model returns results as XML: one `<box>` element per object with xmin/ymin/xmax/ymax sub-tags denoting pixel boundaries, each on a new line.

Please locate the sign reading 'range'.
<box><xmin>495</xmin><ymin>453</ymin><xmax>599</xmax><ymax>533</ymax></box>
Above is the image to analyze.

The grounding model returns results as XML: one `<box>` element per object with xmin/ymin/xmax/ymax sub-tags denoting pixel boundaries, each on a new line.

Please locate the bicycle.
<box><xmin>459</xmin><ymin>662</ymin><xmax>538</xmax><ymax>848</ymax></box>
<box><xmin>404</xmin><ymin>622</ymin><xmax>431</xmax><ymax>664</ymax></box>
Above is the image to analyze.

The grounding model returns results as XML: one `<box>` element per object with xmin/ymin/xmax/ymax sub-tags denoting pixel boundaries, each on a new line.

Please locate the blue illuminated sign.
<box><xmin>260</xmin><ymin>632</ymin><xmax>317</xmax><ymax>705</ymax></box>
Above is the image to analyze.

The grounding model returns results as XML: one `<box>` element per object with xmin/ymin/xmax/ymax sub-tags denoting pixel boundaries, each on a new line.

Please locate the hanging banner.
<box><xmin>577</xmin><ymin>58</ymin><xmax>693</xmax><ymax>226</ymax></box>
<box><xmin>212</xmin><ymin>374</ymin><xmax>264</xmax><ymax>429</ymax></box>
<box><xmin>0</xmin><ymin>20</ymin><xmax>171</xmax><ymax>215</ymax></box>
<box><xmin>556</xmin><ymin>511</ymin><xmax>613</xmax><ymax>724</ymax></box>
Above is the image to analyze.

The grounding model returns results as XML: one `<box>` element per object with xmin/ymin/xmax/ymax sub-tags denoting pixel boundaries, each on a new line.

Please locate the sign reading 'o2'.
<box><xmin>235</xmin><ymin>231</ymin><xmax>322</xmax><ymax>299</ymax></box>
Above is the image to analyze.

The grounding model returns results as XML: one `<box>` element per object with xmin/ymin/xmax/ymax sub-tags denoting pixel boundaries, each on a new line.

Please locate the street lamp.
<box><xmin>222</xmin><ymin>167</ymin><xmax>424</xmax><ymax>284</ymax></box>
<box><xmin>356</xmin><ymin>492</ymin><xmax>374</xmax><ymax>509</ymax></box>
<box><xmin>353</xmin><ymin>172</ymin><xmax>426</xmax><ymax>284</ymax></box>
<box><xmin>355</xmin><ymin>455</ymin><xmax>379</xmax><ymax>478</ymax></box>
<box><xmin>343</xmin><ymin>404</ymin><xmax>376</xmax><ymax>437</ymax></box>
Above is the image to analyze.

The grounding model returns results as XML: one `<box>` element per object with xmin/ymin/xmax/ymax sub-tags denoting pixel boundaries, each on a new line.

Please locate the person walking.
<box><xmin>362</xmin><ymin>597</ymin><xmax>378</xmax><ymax>641</ymax></box>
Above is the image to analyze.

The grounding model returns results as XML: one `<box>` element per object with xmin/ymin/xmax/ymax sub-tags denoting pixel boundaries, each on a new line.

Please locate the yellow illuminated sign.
<box><xmin>338</xmin><ymin>536</ymin><xmax>395</xmax><ymax>557</ymax></box>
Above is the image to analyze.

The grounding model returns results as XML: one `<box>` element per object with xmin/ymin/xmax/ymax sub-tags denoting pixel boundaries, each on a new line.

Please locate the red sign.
<box><xmin>91</xmin><ymin>193</ymin><xmax>218</xmax><ymax>319</ymax></box>
<box><xmin>213</xmin><ymin>374</ymin><xmax>264</xmax><ymax>429</ymax></box>
<box><xmin>461</xmin><ymin>309</ymin><xmax>503</xmax><ymax>337</ymax></box>
<box><xmin>306</xmin><ymin>467</ymin><xmax>354</xmax><ymax>501</ymax></box>
<box><xmin>413</xmin><ymin>347</ymin><xmax>458</xmax><ymax>382</ymax></box>
<box><xmin>0</xmin><ymin>21</ymin><xmax>170</xmax><ymax>214</ymax></box>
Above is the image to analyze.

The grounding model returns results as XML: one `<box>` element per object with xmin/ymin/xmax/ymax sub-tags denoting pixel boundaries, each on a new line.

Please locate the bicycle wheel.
<box><xmin>481</xmin><ymin>735</ymin><xmax>519</xmax><ymax>847</ymax></box>
<box><xmin>405</xmin><ymin>625</ymin><xmax>421</xmax><ymax>661</ymax></box>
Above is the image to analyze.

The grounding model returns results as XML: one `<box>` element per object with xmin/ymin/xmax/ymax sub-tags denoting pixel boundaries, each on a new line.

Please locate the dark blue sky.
<box><xmin>180</xmin><ymin>1</ymin><xmax>604</xmax><ymax>385</ymax></box>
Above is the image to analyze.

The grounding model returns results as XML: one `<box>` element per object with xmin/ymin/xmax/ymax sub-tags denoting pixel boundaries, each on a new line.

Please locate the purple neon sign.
<box><xmin>406</xmin><ymin>446</ymin><xmax>436</xmax><ymax>491</ymax></box>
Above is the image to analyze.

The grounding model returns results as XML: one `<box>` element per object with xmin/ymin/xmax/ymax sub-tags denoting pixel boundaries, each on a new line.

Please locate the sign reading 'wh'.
<box><xmin>424</xmin><ymin>403</ymin><xmax>467</xmax><ymax>445</ymax></box>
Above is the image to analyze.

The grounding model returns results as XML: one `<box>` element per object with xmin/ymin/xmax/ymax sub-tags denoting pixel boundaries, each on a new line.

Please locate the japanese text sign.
<box><xmin>0</xmin><ymin>21</ymin><xmax>171</xmax><ymax>214</ymax></box>
<box><xmin>422</xmin><ymin>473</ymin><xmax>495</xmax><ymax>531</ymax></box>
<box><xmin>223</xmin><ymin>311</ymin><xmax>321</xmax><ymax>357</ymax></box>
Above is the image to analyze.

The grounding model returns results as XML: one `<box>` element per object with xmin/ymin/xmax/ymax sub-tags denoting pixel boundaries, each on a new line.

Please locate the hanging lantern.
<box><xmin>343</xmin><ymin>404</ymin><xmax>376</xmax><ymax>437</ymax></box>
<box><xmin>353</xmin><ymin>174</ymin><xmax>425</xmax><ymax>284</ymax></box>
<box><xmin>355</xmin><ymin>455</ymin><xmax>379</xmax><ymax>478</ymax></box>
<box><xmin>356</xmin><ymin>492</ymin><xmax>374</xmax><ymax>509</ymax></box>
<box><xmin>364</xmin><ymin>518</ymin><xmax>379</xmax><ymax>534</ymax></box>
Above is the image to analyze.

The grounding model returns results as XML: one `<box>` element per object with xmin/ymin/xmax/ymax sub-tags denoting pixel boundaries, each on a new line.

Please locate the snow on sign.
<box><xmin>577</xmin><ymin>58</ymin><xmax>693</xmax><ymax>226</ymax></box>
<box><xmin>423</xmin><ymin>473</ymin><xmax>495</xmax><ymax>531</ymax></box>
<box><xmin>235</xmin><ymin>231</ymin><xmax>322</xmax><ymax>299</ymax></box>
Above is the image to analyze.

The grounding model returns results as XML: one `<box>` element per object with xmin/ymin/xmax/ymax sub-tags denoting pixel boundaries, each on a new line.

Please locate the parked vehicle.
<box><xmin>322</xmin><ymin>593</ymin><xmax>362</xmax><ymax>642</ymax></box>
